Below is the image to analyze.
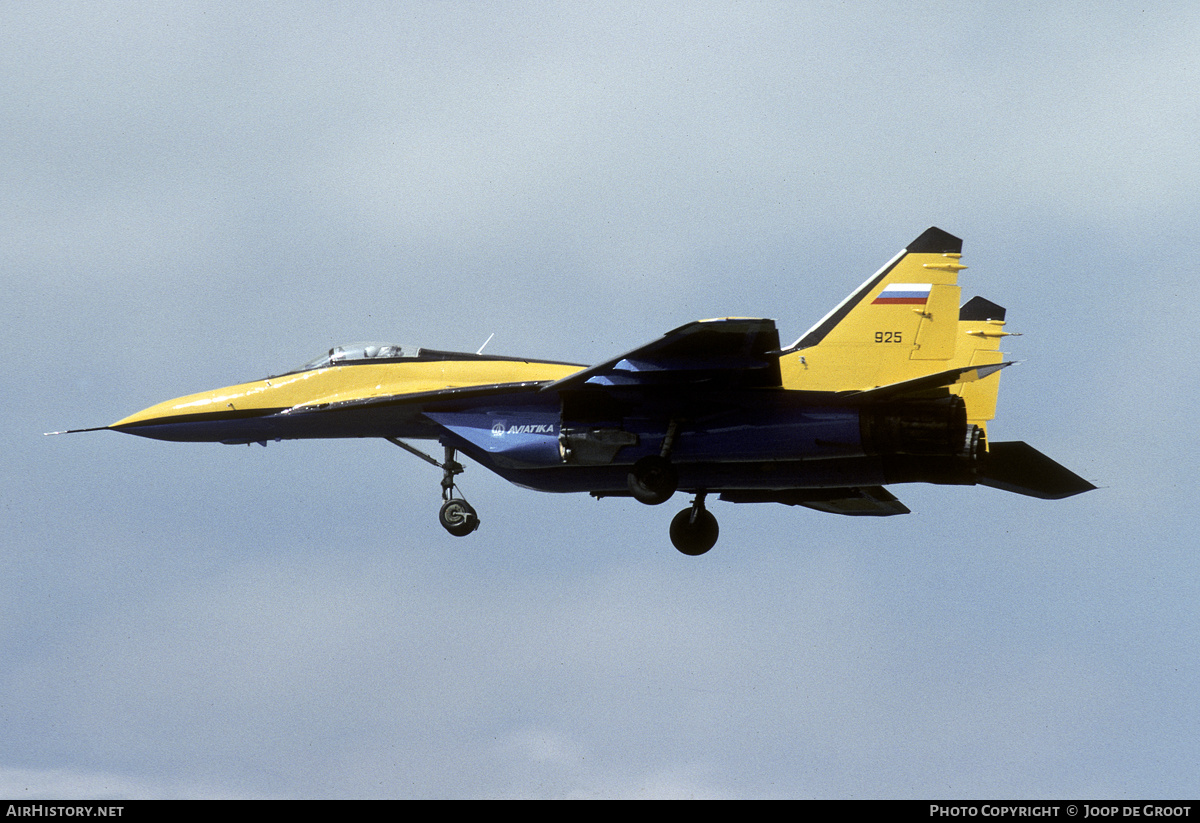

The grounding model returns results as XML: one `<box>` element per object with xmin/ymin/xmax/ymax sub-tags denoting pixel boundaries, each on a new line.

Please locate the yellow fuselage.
<box><xmin>111</xmin><ymin>357</ymin><xmax>584</xmax><ymax>443</ymax></box>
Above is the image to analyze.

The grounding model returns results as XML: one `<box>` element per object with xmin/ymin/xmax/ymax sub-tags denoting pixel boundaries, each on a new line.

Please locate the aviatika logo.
<box><xmin>491</xmin><ymin>421</ymin><xmax>556</xmax><ymax>437</ymax></box>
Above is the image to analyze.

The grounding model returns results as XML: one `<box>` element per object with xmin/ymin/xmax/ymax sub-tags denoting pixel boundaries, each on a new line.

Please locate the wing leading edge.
<box><xmin>543</xmin><ymin>318</ymin><xmax>782</xmax><ymax>392</ymax></box>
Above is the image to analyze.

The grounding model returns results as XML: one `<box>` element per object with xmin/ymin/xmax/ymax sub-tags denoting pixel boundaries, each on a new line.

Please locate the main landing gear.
<box><xmin>387</xmin><ymin>439</ymin><xmax>479</xmax><ymax>537</ymax></box>
<box><xmin>386</xmin><ymin>434</ymin><xmax>719</xmax><ymax>555</ymax></box>
<box><xmin>669</xmin><ymin>493</ymin><xmax>719</xmax><ymax>556</ymax></box>
<box><xmin>625</xmin><ymin>422</ymin><xmax>719</xmax><ymax>555</ymax></box>
<box><xmin>627</xmin><ymin>420</ymin><xmax>679</xmax><ymax>505</ymax></box>
<box><xmin>627</xmin><ymin>455</ymin><xmax>678</xmax><ymax>505</ymax></box>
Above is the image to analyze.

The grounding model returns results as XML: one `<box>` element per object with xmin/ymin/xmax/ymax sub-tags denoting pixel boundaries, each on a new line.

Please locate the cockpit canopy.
<box><xmin>295</xmin><ymin>342</ymin><xmax>419</xmax><ymax>372</ymax></box>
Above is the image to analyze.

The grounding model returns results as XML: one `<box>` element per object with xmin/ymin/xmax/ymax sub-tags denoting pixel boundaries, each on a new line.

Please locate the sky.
<box><xmin>4</xmin><ymin>1</ymin><xmax>1198</xmax><ymax>799</ymax></box>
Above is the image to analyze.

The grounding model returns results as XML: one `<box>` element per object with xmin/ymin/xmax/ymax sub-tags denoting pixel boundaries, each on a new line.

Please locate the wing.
<box><xmin>544</xmin><ymin>318</ymin><xmax>782</xmax><ymax>393</ymax></box>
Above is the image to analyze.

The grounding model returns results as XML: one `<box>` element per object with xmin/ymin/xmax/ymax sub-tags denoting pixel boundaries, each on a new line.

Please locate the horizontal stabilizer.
<box><xmin>978</xmin><ymin>441</ymin><xmax>1096</xmax><ymax>499</ymax></box>
<box><xmin>839</xmin><ymin>362</ymin><xmax>1012</xmax><ymax>402</ymax></box>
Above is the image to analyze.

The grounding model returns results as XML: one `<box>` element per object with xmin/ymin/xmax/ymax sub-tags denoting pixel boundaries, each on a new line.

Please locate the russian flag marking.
<box><xmin>873</xmin><ymin>283</ymin><xmax>932</xmax><ymax>305</ymax></box>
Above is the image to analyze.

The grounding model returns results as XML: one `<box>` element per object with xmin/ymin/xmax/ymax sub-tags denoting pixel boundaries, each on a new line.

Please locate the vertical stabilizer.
<box><xmin>782</xmin><ymin>228</ymin><xmax>967</xmax><ymax>391</ymax></box>
<box><xmin>952</xmin><ymin>295</ymin><xmax>1011</xmax><ymax>433</ymax></box>
<box><xmin>780</xmin><ymin>228</ymin><xmax>1020</xmax><ymax>436</ymax></box>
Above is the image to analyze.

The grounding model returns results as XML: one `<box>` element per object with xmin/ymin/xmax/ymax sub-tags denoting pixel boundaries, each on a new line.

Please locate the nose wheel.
<box><xmin>669</xmin><ymin>493</ymin><xmax>719</xmax><ymax>556</ymax></box>
<box><xmin>439</xmin><ymin>497</ymin><xmax>479</xmax><ymax>537</ymax></box>
<box><xmin>387</xmin><ymin>438</ymin><xmax>481</xmax><ymax>537</ymax></box>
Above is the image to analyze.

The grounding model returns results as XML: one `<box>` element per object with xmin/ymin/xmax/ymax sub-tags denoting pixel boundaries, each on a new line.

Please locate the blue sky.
<box><xmin>4</xmin><ymin>1</ymin><xmax>1198</xmax><ymax>798</ymax></box>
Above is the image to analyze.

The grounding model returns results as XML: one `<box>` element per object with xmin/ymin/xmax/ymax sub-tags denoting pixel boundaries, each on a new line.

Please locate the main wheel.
<box><xmin>439</xmin><ymin>499</ymin><xmax>479</xmax><ymax>537</ymax></box>
<box><xmin>628</xmin><ymin>455</ymin><xmax>678</xmax><ymax>505</ymax></box>
<box><xmin>669</xmin><ymin>506</ymin><xmax>719</xmax><ymax>556</ymax></box>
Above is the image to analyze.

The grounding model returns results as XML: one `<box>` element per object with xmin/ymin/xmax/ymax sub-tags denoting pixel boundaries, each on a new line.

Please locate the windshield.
<box><xmin>295</xmin><ymin>342</ymin><xmax>419</xmax><ymax>372</ymax></box>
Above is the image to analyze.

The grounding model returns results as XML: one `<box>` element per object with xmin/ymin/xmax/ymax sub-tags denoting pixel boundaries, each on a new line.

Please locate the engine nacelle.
<box><xmin>860</xmin><ymin>396</ymin><xmax>986</xmax><ymax>487</ymax></box>
<box><xmin>861</xmin><ymin>396</ymin><xmax>979</xmax><ymax>459</ymax></box>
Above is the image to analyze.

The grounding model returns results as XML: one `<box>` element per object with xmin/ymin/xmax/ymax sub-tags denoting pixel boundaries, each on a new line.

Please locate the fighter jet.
<box><xmin>55</xmin><ymin>228</ymin><xmax>1094</xmax><ymax>554</ymax></box>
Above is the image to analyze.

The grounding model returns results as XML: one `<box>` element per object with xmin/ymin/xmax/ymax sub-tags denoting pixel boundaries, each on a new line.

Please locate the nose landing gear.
<box><xmin>387</xmin><ymin>438</ymin><xmax>479</xmax><ymax>537</ymax></box>
<box><xmin>435</xmin><ymin>447</ymin><xmax>479</xmax><ymax>536</ymax></box>
<box><xmin>435</xmin><ymin>445</ymin><xmax>479</xmax><ymax>536</ymax></box>
<box><xmin>669</xmin><ymin>493</ymin><xmax>719</xmax><ymax>556</ymax></box>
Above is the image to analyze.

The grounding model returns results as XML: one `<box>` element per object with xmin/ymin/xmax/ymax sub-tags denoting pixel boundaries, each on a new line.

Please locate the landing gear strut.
<box><xmin>669</xmin><ymin>493</ymin><xmax>718</xmax><ymax>556</ymax></box>
<box><xmin>387</xmin><ymin>439</ymin><xmax>479</xmax><ymax>537</ymax></box>
<box><xmin>435</xmin><ymin>444</ymin><xmax>478</xmax><ymax>536</ymax></box>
